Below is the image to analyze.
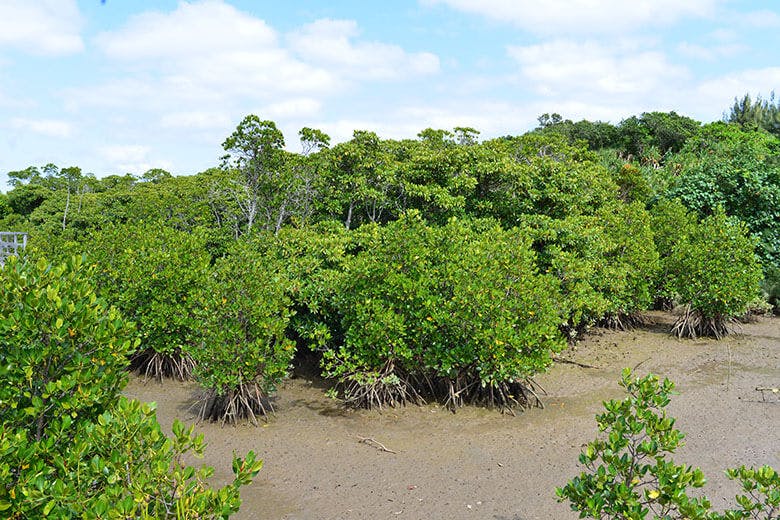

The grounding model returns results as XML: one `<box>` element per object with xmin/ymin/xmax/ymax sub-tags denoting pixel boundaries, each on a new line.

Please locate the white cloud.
<box><xmin>691</xmin><ymin>67</ymin><xmax>780</xmax><ymax>114</ymax></box>
<box><xmin>287</xmin><ymin>19</ymin><xmax>440</xmax><ymax>80</ymax></box>
<box><xmin>0</xmin><ymin>0</ymin><xmax>84</xmax><ymax>55</ymax></box>
<box><xmin>507</xmin><ymin>40</ymin><xmax>689</xmax><ymax>99</ymax></box>
<box><xmin>82</xmin><ymin>1</ymin><xmax>440</xmax><ymax>117</ymax></box>
<box><xmin>97</xmin><ymin>144</ymin><xmax>174</xmax><ymax>175</ymax></box>
<box><xmin>11</xmin><ymin>118</ymin><xmax>73</xmax><ymax>138</ymax></box>
<box><xmin>262</xmin><ymin>98</ymin><xmax>323</xmax><ymax>119</ymax></box>
<box><xmin>160</xmin><ymin>111</ymin><xmax>232</xmax><ymax>129</ymax></box>
<box><xmin>88</xmin><ymin>0</ymin><xmax>340</xmax><ymax>116</ymax></box>
<box><xmin>98</xmin><ymin>0</ymin><xmax>276</xmax><ymax>60</ymax></box>
<box><xmin>423</xmin><ymin>0</ymin><xmax>720</xmax><ymax>35</ymax></box>
<box><xmin>740</xmin><ymin>9</ymin><xmax>780</xmax><ymax>28</ymax></box>
<box><xmin>99</xmin><ymin>145</ymin><xmax>150</xmax><ymax>164</ymax></box>
<box><xmin>677</xmin><ymin>41</ymin><xmax>746</xmax><ymax>61</ymax></box>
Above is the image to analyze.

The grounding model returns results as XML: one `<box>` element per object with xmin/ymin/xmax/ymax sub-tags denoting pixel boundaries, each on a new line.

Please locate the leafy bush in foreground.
<box><xmin>0</xmin><ymin>255</ymin><xmax>261</xmax><ymax>517</ymax></box>
<box><xmin>326</xmin><ymin>213</ymin><xmax>565</xmax><ymax>410</ymax></box>
<box><xmin>557</xmin><ymin>370</ymin><xmax>780</xmax><ymax>520</ymax></box>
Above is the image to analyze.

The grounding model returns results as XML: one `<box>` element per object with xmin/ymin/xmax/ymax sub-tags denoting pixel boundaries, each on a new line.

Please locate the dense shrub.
<box><xmin>192</xmin><ymin>241</ymin><xmax>296</xmax><ymax>424</ymax></box>
<box><xmin>649</xmin><ymin>198</ymin><xmax>697</xmax><ymax>307</ymax></box>
<box><xmin>594</xmin><ymin>202</ymin><xmax>659</xmax><ymax>327</ymax></box>
<box><xmin>668</xmin><ymin>123</ymin><xmax>779</xmax><ymax>272</ymax></box>
<box><xmin>558</xmin><ymin>370</ymin><xmax>780</xmax><ymax>520</ymax></box>
<box><xmin>88</xmin><ymin>222</ymin><xmax>212</xmax><ymax>379</ymax></box>
<box><xmin>481</xmin><ymin>134</ymin><xmax>619</xmax><ymax>223</ymax></box>
<box><xmin>245</xmin><ymin>223</ymin><xmax>351</xmax><ymax>353</ymax></box>
<box><xmin>521</xmin><ymin>202</ymin><xmax>658</xmax><ymax>335</ymax></box>
<box><xmin>667</xmin><ymin>209</ymin><xmax>763</xmax><ymax>338</ymax></box>
<box><xmin>325</xmin><ymin>213</ymin><xmax>565</xmax><ymax>410</ymax></box>
<box><xmin>0</xmin><ymin>255</ymin><xmax>261</xmax><ymax>517</ymax></box>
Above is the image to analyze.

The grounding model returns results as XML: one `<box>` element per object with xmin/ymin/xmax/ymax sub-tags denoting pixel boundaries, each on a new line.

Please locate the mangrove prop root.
<box><xmin>195</xmin><ymin>383</ymin><xmax>273</xmax><ymax>426</ymax></box>
<box><xmin>443</xmin><ymin>376</ymin><xmax>546</xmax><ymax>414</ymax></box>
<box><xmin>335</xmin><ymin>361</ymin><xmax>548</xmax><ymax>413</ymax></box>
<box><xmin>671</xmin><ymin>305</ymin><xmax>735</xmax><ymax>339</ymax></box>
<box><xmin>131</xmin><ymin>348</ymin><xmax>195</xmax><ymax>382</ymax></box>
<box><xmin>338</xmin><ymin>360</ymin><xmax>423</xmax><ymax>411</ymax></box>
<box><xmin>599</xmin><ymin>312</ymin><xmax>648</xmax><ymax>331</ymax></box>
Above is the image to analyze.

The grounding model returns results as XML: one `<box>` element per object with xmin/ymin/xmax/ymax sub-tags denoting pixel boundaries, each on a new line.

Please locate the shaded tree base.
<box><xmin>598</xmin><ymin>312</ymin><xmax>648</xmax><ymax>331</ymax></box>
<box><xmin>195</xmin><ymin>383</ymin><xmax>273</xmax><ymax>426</ymax></box>
<box><xmin>333</xmin><ymin>361</ymin><xmax>545</xmax><ymax>413</ymax></box>
<box><xmin>336</xmin><ymin>361</ymin><xmax>423</xmax><ymax>411</ymax></box>
<box><xmin>671</xmin><ymin>306</ymin><xmax>734</xmax><ymax>339</ymax></box>
<box><xmin>131</xmin><ymin>348</ymin><xmax>194</xmax><ymax>381</ymax></box>
<box><xmin>441</xmin><ymin>375</ymin><xmax>545</xmax><ymax>414</ymax></box>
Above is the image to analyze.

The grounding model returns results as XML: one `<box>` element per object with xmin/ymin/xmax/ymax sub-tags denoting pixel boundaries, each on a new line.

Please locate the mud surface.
<box><xmin>124</xmin><ymin>313</ymin><xmax>780</xmax><ymax>519</ymax></box>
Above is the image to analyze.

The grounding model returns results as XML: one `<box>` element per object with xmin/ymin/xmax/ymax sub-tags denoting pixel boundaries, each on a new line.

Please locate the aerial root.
<box><xmin>671</xmin><ymin>305</ymin><xmax>734</xmax><ymax>339</ymax></box>
<box><xmin>131</xmin><ymin>348</ymin><xmax>195</xmax><ymax>382</ymax></box>
<box><xmin>443</xmin><ymin>376</ymin><xmax>546</xmax><ymax>414</ymax></box>
<box><xmin>338</xmin><ymin>360</ymin><xmax>422</xmax><ymax>411</ymax></box>
<box><xmin>195</xmin><ymin>382</ymin><xmax>273</xmax><ymax>426</ymax></box>
<box><xmin>599</xmin><ymin>312</ymin><xmax>648</xmax><ymax>331</ymax></box>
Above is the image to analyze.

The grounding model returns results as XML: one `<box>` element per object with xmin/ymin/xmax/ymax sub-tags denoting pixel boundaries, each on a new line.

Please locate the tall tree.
<box><xmin>727</xmin><ymin>92</ymin><xmax>780</xmax><ymax>136</ymax></box>
<box><xmin>220</xmin><ymin>115</ymin><xmax>286</xmax><ymax>234</ymax></box>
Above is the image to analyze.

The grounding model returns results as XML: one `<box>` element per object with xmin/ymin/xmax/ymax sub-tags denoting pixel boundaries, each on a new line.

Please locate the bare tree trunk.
<box><xmin>345</xmin><ymin>200</ymin><xmax>355</xmax><ymax>230</ymax></box>
<box><xmin>62</xmin><ymin>186</ymin><xmax>71</xmax><ymax>231</ymax></box>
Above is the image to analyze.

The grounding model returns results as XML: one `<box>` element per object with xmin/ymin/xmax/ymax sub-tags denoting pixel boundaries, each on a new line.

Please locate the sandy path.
<box><xmin>124</xmin><ymin>312</ymin><xmax>779</xmax><ymax>519</ymax></box>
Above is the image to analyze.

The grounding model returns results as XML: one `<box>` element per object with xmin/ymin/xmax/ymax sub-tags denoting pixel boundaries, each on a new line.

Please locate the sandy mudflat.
<box><xmin>124</xmin><ymin>312</ymin><xmax>780</xmax><ymax>520</ymax></box>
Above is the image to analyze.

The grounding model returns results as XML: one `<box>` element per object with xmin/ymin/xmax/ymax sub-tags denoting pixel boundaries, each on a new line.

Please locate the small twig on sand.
<box><xmin>755</xmin><ymin>387</ymin><xmax>779</xmax><ymax>402</ymax></box>
<box><xmin>553</xmin><ymin>355</ymin><xmax>601</xmax><ymax>369</ymax></box>
<box><xmin>357</xmin><ymin>436</ymin><xmax>397</xmax><ymax>454</ymax></box>
<box><xmin>633</xmin><ymin>357</ymin><xmax>651</xmax><ymax>372</ymax></box>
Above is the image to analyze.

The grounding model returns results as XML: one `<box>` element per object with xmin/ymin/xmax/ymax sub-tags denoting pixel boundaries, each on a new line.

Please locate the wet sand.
<box><xmin>124</xmin><ymin>312</ymin><xmax>780</xmax><ymax>519</ymax></box>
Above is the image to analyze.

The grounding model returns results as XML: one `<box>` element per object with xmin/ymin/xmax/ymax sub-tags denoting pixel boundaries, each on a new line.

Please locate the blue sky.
<box><xmin>1</xmin><ymin>0</ymin><xmax>779</xmax><ymax>190</ymax></box>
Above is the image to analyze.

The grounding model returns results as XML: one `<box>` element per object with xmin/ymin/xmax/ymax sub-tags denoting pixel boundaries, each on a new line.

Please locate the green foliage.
<box><xmin>0</xmin><ymin>193</ymin><xmax>10</xmax><ymax>219</ymax></box>
<box><xmin>668</xmin><ymin>122</ymin><xmax>780</xmax><ymax>271</ymax></box>
<box><xmin>0</xmin><ymin>398</ymin><xmax>262</xmax><ymax>518</ymax></box>
<box><xmin>557</xmin><ymin>370</ymin><xmax>711</xmax><ymax>519</ymax></box>
<box><xmin>713</xmin><ymin>466</ymin><xmax>780</xmax><ymax>520</ymax></box>
<box><xmin>247</xmin><ymin>223</ymin><xmax>350</xmax><ymax>352</ymax></box>
<box><xmin>0</xmin><ymin>255</ymin><xmax>260</xmax><ymax>518</ymax></box>
<box><xmin>521</xmin><ymin>202</ymin><xmax>658</xmax><ymax>334</ymax></box>
<box><xmin>325</xmin><ymin>213</ymin><xmax>565</xmax><ymax>410</ymax></box>
<box><xmin>535</xmin><ymin>113</ymin><xmax>620</xmax><ymax>151</ymax></box>
<box><xmin>192</xmin><ymin>240</ymin><xmax>296</xmax><ymax>424</ymax></box>
<box><xmin>0</xmin><ymin>255</ymin><xmax>136</xmax><ymax>437</ymax></box>
<box><xmin>558</xmin><ymin>370</ymin><xmax>780</xmax><ymax>520</ymax></box>
<box><xmin>649</xmin><ymin>199</ymin><xmax>697</xmax><ymax>305</ymax></box>
<box><xmin>613</xmin><ymin>163</ymin><xmax>654</xmax><ymax>204</ymax></box>
<box><xmin>472</xmin><ymin>134</ymin><xmax>619</xmax><ymax>225</ymax></box>
<box><xmin>392</xmin><ymin>136</ymin><xmax>477</xmax><ymax>224</ymax></box>
<box><xmin>325</xmin><ymin>130</ymin><xmax>397</xmax><ymax>229</ymax></box>
<box><xmin>726</xmin><ymin>91</ymin><xmax>780</xmax><ymax>136</ymax></box>
<box><xmin>595</xmin><ymin>202</ymin><xmax>659</xmax><ymax>325</ymax></box>
<box><xmin>668</xmin><ymin>209</ymin><xmax>763</xmax><ymax>338</ymax></box>
<box><xmin>618</xmin><ymin>112</ymin><xmax>700</xmax><ymax>158</ymax></box>
<box><xmin>88</xmin><ymin>223</ymin><xmax>212</xmax><ymax>379</ymax></box>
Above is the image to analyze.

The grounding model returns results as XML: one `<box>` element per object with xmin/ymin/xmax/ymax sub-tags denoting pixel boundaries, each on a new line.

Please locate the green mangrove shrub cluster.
<box><xmin>0</xmin><ymin>255</ymin><xmax>261</xmax><ymax>517</ymax></box>
<box><xmin>192</xmin><ymin>241</ymin><xmax>296</xmax><ymax>425</ymax></box>
<box><xmin>324</xmin><ymin>213</ymin><xmax>565</xmax><ymax>410</ymax></box>
<box><xmin>521</xmin><ymin>201</ymin><xmax>658</xmax><ymax>336</ymax></box>
<box><xmin>666</xmin><ymin>209</ymin><xmax>763</xmax><ymax>338</ymax></box>
<box><xmin>558</xmin><ymin>370</ymin><xmax>780</xmax><ymax>520</ymax></box>
<box><xmin>88</xmin><ymin>222</ymin><xmax>211</xmax><ymax>379</ymax></box>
